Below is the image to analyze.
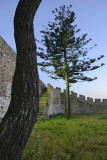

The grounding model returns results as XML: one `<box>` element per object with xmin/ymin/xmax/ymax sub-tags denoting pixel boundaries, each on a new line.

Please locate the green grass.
<box><xmin>22</xmin><ymin>114</ymin><xmax>107</xmax><ymax>160</ymax></box>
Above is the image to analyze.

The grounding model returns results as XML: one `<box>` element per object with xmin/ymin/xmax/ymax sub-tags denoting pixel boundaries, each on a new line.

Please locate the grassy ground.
<box><xmin>22</xmin><ymin>114</ymin><xmax>107</xmax><ymax>160</ymax></box>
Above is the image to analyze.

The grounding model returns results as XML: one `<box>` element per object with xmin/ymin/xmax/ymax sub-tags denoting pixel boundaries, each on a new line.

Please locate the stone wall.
<box><xmin>0</xmin><ymin>36</ymin><xmax>16</xmax><ymax>97</ymax></box>
<box><xmin>70</xmin><ymin>92</ymin><xmax>107</xmax><ymax>114</ymax></box>
<box><xmin>47</xmin><ymin>85</ymin><xmax>65</xmax><ymax>116</ymax></box>
<box><xmin>39</xmin><ymin>80</ymin><xmax>47</xmax><ymax>97</ymax></box>
<box><xmin>0</xmin><ymin>36</ymin><xmax>107</xmax><ymax>118</ymax></box>
<box><xmin>0</xmin><ymin>36</ymin><xmax>46</xmax><ymax>118</ymax></box>
<box><xmin>0</xmin><ymin>36</ymin><xmax>16</xmax><ymax>117</ymax></box>
<box><xmin>44</xmin><ymin>86</ymin><xmax>107</xmax><ymax>116</ymax></box>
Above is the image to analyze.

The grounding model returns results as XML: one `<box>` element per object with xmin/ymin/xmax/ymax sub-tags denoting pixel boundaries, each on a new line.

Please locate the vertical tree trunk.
<box><xmin>64</xmin><ymin>48</ymin><xmax>71</xmax><ymax>119</ymax></box>
<box><xmin>65</xmin><ymin>73</ymin><xmax>71</xmax><ymax>119</ymax></box>
<box><xmin>0</xmin><ymin>0</ymin><xmax>42</xmax><ymax>159</ymax></box>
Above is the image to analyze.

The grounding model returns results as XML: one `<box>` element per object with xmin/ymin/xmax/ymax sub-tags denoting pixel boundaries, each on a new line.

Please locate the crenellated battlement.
<box><xmin>71</xmin><ymin>91</ymin><xmax>107</xmax><ymax>105</ymax></box>
<box><xmin>43</xmin><ymin>86</ymin><xmax>107</xmax><ymax>116</ymax></box>
<box><xmin>70</xmin><ymin>91</ymin><xmax>107</xmax><ymax>114</ymax></box>
<box><xmin>87</xmin><ymin>97</ymin><xmax>93</xmax><ymax>103</ymax></box>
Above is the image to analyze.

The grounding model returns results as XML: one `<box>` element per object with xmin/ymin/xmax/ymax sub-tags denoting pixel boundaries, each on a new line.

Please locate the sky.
<box><xmin>0</xmin><ymin>0</ymin><xmax>107</xmax><ymax>99</ymax></box>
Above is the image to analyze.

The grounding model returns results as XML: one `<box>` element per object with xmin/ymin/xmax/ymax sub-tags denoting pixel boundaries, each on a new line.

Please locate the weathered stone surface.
<box><xmin>47</xmin><ymin>85</ymin><xmax>65</xmax><ymax>116</ymax></box>
<box><xmin>0</xmin><ymin>36</ymin><xmax>46</xmax><ymax>118</ymax></box>
<box><xmin>0</xmin><ymin>97</ymin><xmax>10</xmax><ymax>118</ymax></box>
<box><xmin>71</xmin><ymin>91</ymin><xmax>77</xmax><ymax>98</ymax></box>
<box><xmin>79</xmin><ymin>94</ymin><xmax>85</xmax><ymax>101</ymax></box>
<box><xmin>87</xmin><ymin>97</ymin><xmax>93</xmax><ymax>103</ymax></box>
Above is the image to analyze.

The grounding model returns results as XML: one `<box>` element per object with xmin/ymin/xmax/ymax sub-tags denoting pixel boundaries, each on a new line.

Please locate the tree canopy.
<box><xmin>37</xmin><ymin>5</ymin><xmax>104</xmax><ymax>84</ymax></box>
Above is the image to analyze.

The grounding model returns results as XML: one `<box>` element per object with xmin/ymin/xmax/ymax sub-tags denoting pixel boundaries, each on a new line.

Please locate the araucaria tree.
<box><xmin>37</xmin><ymin>5</ymin><xmax>104</xmax><ymax>119</ymax></box>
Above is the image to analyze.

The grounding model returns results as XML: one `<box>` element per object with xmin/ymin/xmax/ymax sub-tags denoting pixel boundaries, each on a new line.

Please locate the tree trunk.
<box><xmin>0</xmin><ymin>0</ymin><xmax>42</xmax><ymax>159</ymax></box>
<box><xmin>65</xmin><ymin>74</ymin><xmax>71</xmax><ymax>119</ymax></box>
<box><xmin>64</xmin><ymin>48</ymin><xmax>71</xmax><ymax>119</ymax></box>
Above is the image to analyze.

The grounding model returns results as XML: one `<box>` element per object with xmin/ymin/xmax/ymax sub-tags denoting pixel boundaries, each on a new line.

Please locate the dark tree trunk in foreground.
<box><xmin>0</xmin><ymin>0</ymin><xmax>42</xmax><ymax>159</ymax></box>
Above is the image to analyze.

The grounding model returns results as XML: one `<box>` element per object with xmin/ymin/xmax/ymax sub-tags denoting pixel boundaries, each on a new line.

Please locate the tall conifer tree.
<box><xmin>37</xmin><ymin>5</ymin><xmax>104</xmax><ymax>119</ymax></box>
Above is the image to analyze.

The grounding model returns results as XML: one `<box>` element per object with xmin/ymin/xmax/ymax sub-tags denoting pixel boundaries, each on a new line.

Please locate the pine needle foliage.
<box><xmin>37</xmin><ymin>5</ymin><xmax>104</xmax><ymax>119</ymax></box>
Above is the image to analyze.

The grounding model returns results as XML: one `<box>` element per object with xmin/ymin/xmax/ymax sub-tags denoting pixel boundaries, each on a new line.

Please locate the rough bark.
<box><xmin>0</xmin><ymin>0</ymin><xmax>42</xmax><ymax>159</ymax></box>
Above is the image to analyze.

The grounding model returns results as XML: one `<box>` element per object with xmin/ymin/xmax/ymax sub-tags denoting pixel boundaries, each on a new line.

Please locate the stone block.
<box><xmin>6</xmin><ymin>46</ymin><xmax>13</xmax><ymax>54</ymax></box>
<box><xmin>1</xmin><ymin>45</ymin><xmax>6</xmax><ymax>52</ymax></box>
<box><xmin>0</xmin><ymin>97</ymin><xmax>10</xmax><ymax>118</ymax></box>
<box><xmin>0</xmin><ymin>83</ymin><xmax>7</xmax><ymax>97</ymax></box>
<box><xmin>102</xmin><ymin>99</ymin><xmax>107</xmax><ymax>105</ymax></box>
<box><xmin>79</xmin><ymin>94</ymin><xmax>85</xmax><ymax>101</ymax></box>
<box><xmin>87</xmin><ymin>97</ymin><xmax>93</xmax><ymax>103</ymax></box>
<box><xmin>60</xmin><ymin>93</ymin><xmax>65</xmax><ymax>105</ymax></box>
<box><xmin>56</xmin><ymin>87</ymin><xmax>61</xmax><ymax>94</ymax></box>
<box><xmin>71</xmin><ymin>91</ymin><xmax>77</xmax><ymax>98</ymax></box>
<box><xmin>95</xmin><ymin>99</ymin><xmax>101</xmax><ymax>103</ymax></box>
<box><xmin>0</xmin><ymin>50</ymin><xmax>4</xmax><ymax>58</ymax></box>
<box><xmin>6</xmin><ymin>83</ymin><xmax>12</xmax><ymax>97</ymax></box>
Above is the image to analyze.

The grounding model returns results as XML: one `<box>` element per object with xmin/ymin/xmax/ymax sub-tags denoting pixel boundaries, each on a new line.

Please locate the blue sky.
<box><xmin>0</xmin><ymin>0</ymin><xmax>107</xmax><ymax>99</ymax></box>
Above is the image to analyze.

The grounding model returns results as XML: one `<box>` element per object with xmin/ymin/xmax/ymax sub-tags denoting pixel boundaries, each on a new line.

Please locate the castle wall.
<box><xmin>0</xmin><ymin>37</ymin><xmax>16</xmax><ymax>97</ymax></box>
<box><xmin>0</xmin><ymin>36</ymin><xmax>107</xmax><ymax>118</ymax></box>
<box><xmin>0</xmin><ymin>36</ymin><xmax>16</xmax><ymax>117</ymax></box>
<box><xmin>70</xmin><ymin>92</ymin><xmax>107</xmax><ymax>114</ymax></box>
<box><xmin>0</xmin><ymin>36</ymin><xmax>46</xmax><ymax>118</ymax></box>
<box><xmin>47</xmin><ymin>85</ymin><xmax>65</xmax><ymax>116</ymax></box>
<box><xmin>45</xmin><ymin>88</ymin><xmax>107</xmax><ymax>116</ymax></box>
